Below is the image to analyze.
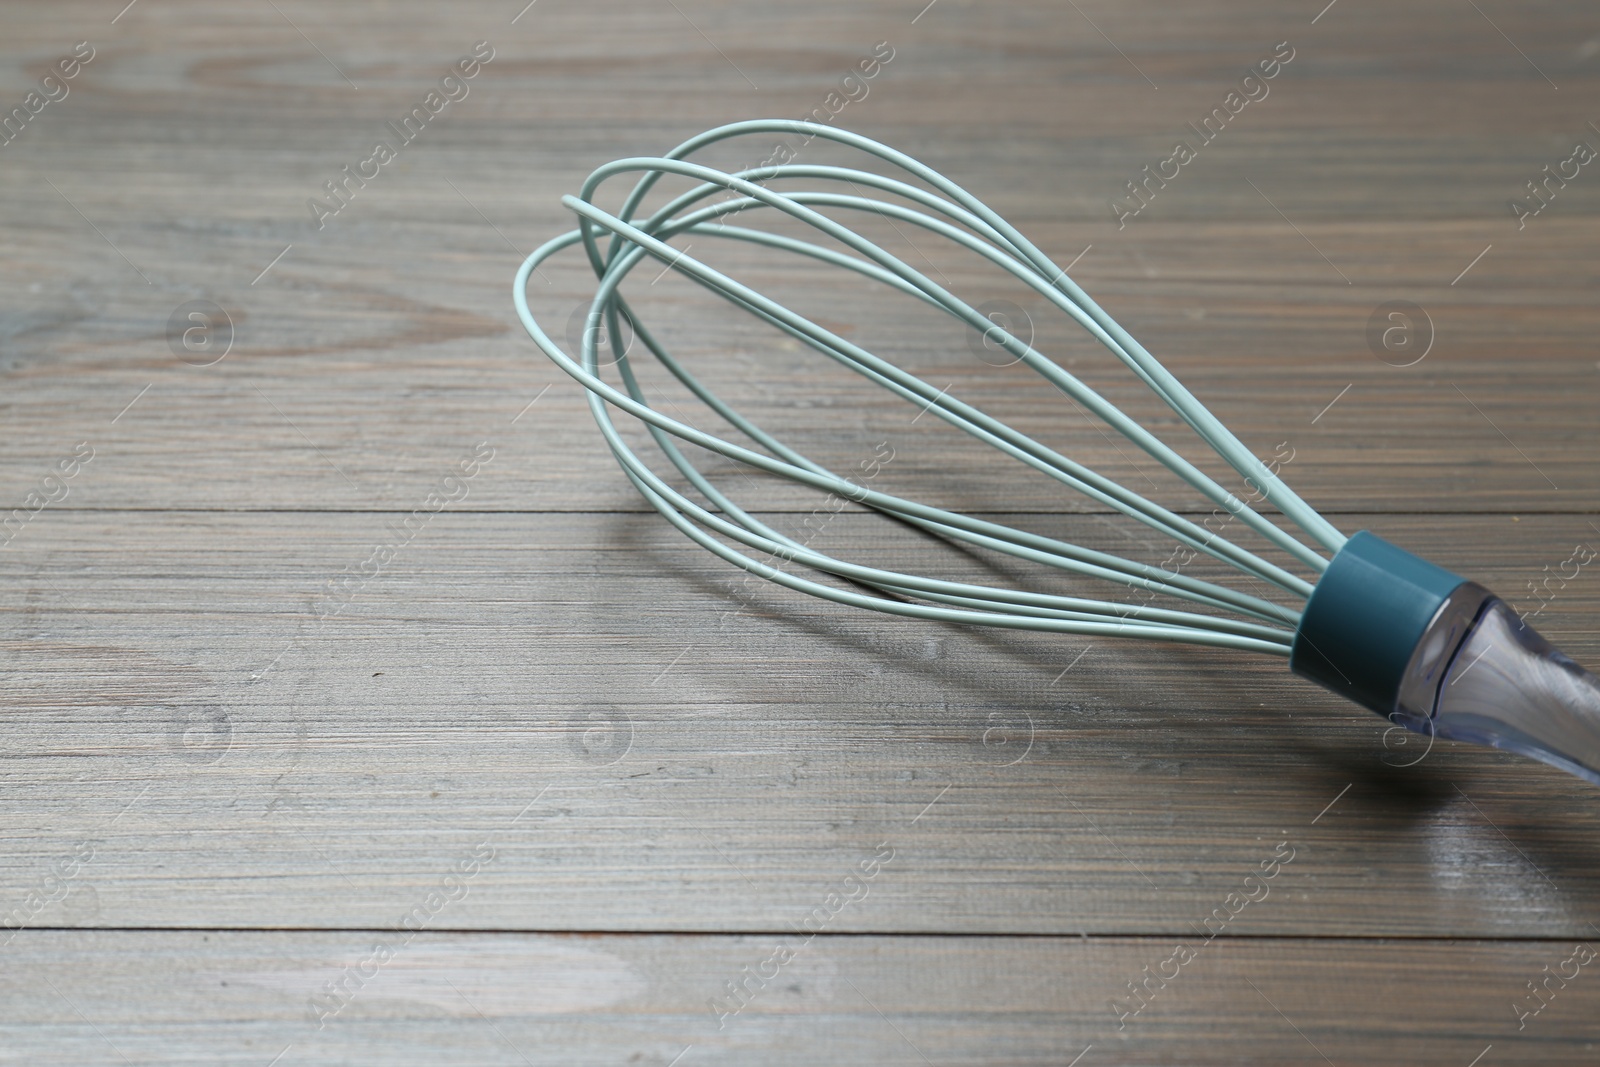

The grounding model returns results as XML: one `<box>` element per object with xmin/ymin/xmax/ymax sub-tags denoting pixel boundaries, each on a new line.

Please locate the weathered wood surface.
<box><xmin>2</xmin><ymin>0</ymin><xmax>1599</xmax><ymax>1063</ymax></box>
<box><xmin>4</xmin><ymin>931</ymin><xmax>1600</xmax><ymax>1066</ymax></box>
<box><xmin>4</xmin><ymin>511</ymin><xmax>1600</xmax><ymax>941</ymax></box>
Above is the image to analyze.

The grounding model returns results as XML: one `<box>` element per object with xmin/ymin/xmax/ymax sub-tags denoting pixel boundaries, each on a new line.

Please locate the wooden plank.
<box><xmin>3</xmin><ymin>214</ymin><xmax>1596</xmax><ymax>512</ymax></box>
<box><xmin>2</xmin><ymin>930</ymin><xmax>1597</xmax><ymax>1065</ymax></box>
<box><xmin>1</xmin><ymin>2</ymin><xmax>1596</xmax><ymax>512</ymax></box>
<box><xmin>3</xmin><ymin>510</ymin><xmax>1597</xmax><ymax>936</ymax></box>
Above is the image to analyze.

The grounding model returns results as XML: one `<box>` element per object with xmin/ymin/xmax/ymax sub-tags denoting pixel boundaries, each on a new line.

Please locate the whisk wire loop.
<box><xmin>591</xmin><ymin>120</ymin><xmax>1345</xmax><ymax>556</ymax></box>
<box><xmin>514</xmin><ymin>120</ymin><xmax>1353</xmax><ymax>654</ymax></box>
<box><xmin>569</xmin><ymin>187</ymin><xmax>1318</xmax><ymax>596</ymax></box>
<box><xmin>571</xmin><ymin>157</ymin><xmax>1331</xmax><ymax>575</ymax></box>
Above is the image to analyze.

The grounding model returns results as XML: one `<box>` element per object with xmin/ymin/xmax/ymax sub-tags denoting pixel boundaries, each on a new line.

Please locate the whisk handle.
<box><xmin>1426</xmin><ymin>598</ymin><xmax>1600</xmax><ymax>785</ymax></box>
<box><xmin>1290</xmin><ymin>531</ymin><xmax>1479</xmax><ymax>715</ymax></box>
<box><xmin>1292</xmin><ymin>531</ymin><xmax>1600</xmax><ymax>785</ymax></box>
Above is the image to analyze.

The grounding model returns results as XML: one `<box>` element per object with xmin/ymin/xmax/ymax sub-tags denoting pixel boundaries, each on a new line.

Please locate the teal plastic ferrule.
<box><xmin>1290</xmin><ymin>531</ymin><xmax>1478</xmax><ymax>718</ymax></box>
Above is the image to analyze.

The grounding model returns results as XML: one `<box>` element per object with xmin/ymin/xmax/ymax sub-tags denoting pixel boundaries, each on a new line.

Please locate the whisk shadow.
<box><xmin>605</xmin><ymin>507</ymin><xmax>1294</xmax><ymax>735</ymax></box>
<box><xmin>595</xmin><ymin>508</ymin><xmax>1600</xmax><ymax>881</ymax></box>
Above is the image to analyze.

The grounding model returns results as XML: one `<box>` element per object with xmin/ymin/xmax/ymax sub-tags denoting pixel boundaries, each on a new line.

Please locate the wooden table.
<box><xmin>3</xmin><ymin>0</ymin><xmax>1599</xmax><ymax>1062</ymax></box>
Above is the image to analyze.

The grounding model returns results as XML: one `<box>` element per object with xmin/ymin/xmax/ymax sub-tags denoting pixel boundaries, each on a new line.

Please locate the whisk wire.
<box><xmin>590</xmin><ymin>120</ymin><xmax>1345</xmax><ymax>557</ymax></box>
<box><xmin>519</xmin><ymin>230</ymin><xmax>1297</xmax><ymax>652</ymax></box>
<box><xmin>514</xmin><ymin>120</ymin><xmax>1353</xmax><ymax>654</ymax></box>
<box><xmin>594</xmin><ymin>354</ymin><xmax>1296</xmax><ymax>652</ymax></box>
<box><xmin>570</xmin><ymin>219</ymin><xmax>1305</xmax><ymax>623</ymax></box>
<box><xmin>570</xmin><ymin>159</ymin><xmax>1332</xmax><ymax>576</ymax></box>
<box><xmin>562</xmin><ymin>187</ymin><xmax>1328</xmax><ymax>608</ymax></box>
<box><xmin>576</xmin><ymin>188</ymin><xmax>1318</xmax><ymax>596</ymax></box>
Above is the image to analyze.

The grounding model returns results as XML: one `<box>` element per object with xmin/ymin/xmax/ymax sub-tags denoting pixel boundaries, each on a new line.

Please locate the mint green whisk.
<box><xmin>513</xmin><ymin>120</ymin><xmax>1600</xmax><ymax>787</ymax></box>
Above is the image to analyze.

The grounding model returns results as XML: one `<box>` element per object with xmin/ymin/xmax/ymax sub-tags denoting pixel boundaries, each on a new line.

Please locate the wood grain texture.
<box><xmin>2</xmin><ymin>0</ymin><xmax>1599</xmax><ymax>1062</ymax></box>
<box><xmin>3</xmin><ymin>510</ymin><xmax>1600</xmax><ymax>941</ymax></box>
<box><xmin>5</xmin><ymin>931</ymin><xmax>1600</xmax><ymax>1066</ymax></box>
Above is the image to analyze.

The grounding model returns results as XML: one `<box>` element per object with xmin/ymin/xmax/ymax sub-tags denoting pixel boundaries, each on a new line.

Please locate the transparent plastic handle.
<box><xmin>1427</xmin><ymin>599</ymin><xmax>1600</xmax><ymax>785</ymax></box>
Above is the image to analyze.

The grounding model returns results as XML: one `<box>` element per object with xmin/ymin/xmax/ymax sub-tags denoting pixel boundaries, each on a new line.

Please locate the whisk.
<box><xmin>513</xmin><ymin>119</ymin><xmax>1600</xmax><ymax>786</ymax></box>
